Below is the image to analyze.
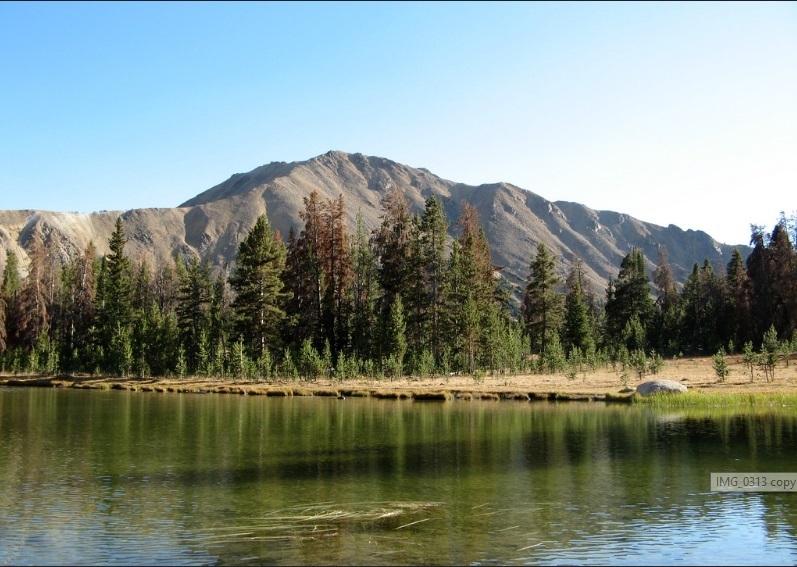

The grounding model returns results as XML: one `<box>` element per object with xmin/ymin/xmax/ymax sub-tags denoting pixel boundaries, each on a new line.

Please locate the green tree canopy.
<box><xmin>521</xmin><ymin>242</ymin><xmax>563</xmax><ymax>354</ymax></box>
<box><xmin>229</xmin><ymin>214</ymin><xmax>288</xmax><ymax>359</ymax></box>
<box><xmin>605</xmin><ymin>247</ymin><xmax>654</xmax><ymax>350</ymax></box>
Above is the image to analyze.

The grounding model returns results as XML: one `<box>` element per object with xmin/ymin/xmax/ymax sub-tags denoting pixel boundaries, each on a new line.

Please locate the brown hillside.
<box><xmin>0</xmin><ymin>151</ymin><xmax>749</xmax><ymax>306</ymax></box>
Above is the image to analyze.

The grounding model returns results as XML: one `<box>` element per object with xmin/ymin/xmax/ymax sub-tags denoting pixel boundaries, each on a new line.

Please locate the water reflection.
<box><xmin>0</xmin><ymin>388</ymin><xmax>796</xmax><ymax>565</ymax></box>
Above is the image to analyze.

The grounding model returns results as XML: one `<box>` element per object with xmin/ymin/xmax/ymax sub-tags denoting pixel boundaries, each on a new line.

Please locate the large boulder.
<box><xmin>636</xmin><ymin>380</ymin><xmax>687</xmax><ymax>396</ymax></box>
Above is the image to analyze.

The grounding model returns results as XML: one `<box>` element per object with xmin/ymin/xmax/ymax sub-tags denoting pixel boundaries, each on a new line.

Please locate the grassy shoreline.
<box><xmin>3</xmin><ymin>356</ymin><xmax>797</xmax><ymax>406</ymax></box>
<box><xmin>0</xmin><ymin>374</ymin><xmax>620</xmax><ymax>403</ymax></box>
<box><xmin>631</xmin><ymin>391</ymin><xmax>797</xmax><ymax>407</ymax></box>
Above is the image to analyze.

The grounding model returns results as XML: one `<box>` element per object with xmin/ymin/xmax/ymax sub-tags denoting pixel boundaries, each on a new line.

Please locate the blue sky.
<box><xmin>1</xmin><ymin>1</ymin><xmax>795</xmax><ymax>246</ymax></box>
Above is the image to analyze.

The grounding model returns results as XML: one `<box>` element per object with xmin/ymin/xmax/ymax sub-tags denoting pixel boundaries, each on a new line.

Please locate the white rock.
<box><xmin>636</xmin><ymin>380</ymin><xmax>687</xmax><ymax>396</ymax></box>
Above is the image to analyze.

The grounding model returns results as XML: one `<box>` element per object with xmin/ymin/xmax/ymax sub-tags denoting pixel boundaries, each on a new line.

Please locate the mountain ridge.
<box><xmin>0</xmin><ymin>150</ymin><xmax>749</xmax><ymax>305</ymax></box>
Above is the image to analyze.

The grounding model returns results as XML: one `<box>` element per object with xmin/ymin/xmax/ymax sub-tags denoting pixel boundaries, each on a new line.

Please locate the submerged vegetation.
<box><xmin>0</xmin><ymin>194</ymin><xmax>795</xmax><ymax>386</ymax></box>
<box><xmin>202</xmin><ymin>501</ymin><xmax>445</xmax><ymax>546</ymax></box>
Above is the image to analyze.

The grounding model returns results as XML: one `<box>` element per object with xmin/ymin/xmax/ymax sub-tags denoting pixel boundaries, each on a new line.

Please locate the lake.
<box><xmin>1</xmin><ymin>387</ymin><xmax>796</xmax><ymax>565</ymax></box>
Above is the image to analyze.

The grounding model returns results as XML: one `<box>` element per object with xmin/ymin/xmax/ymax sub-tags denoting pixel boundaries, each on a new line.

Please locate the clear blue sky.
<box><xmin>1</xmin><ymin>1</ymin><xmax>795</xmax><ymax>246</ymax></box>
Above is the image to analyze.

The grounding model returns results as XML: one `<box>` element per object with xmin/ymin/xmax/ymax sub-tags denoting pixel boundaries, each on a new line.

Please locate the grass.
<box><xmin>312</xmin><ymin>389</ymin><xmax>341</xmax><ymax>397</ymax></box>
<box><xmin>264</xmin><ymin>387</ymin><xmax>293</xmax><ymax>396</ymax></box>
<box><xmin>412</xmin><ymin>391</ymin><xmax>453</xmax><ymax>401</ymax></box>
<box><xmin>604</xmin><ymin>392</ymin><xmax>634</xmax><ymax>403</ymax></box>
<box><xmin>342</xmin><ymin>389</ymin><xmax>372</xmax><ymax>398</ymax></box>
<box><xmin>632</xmin><ymin>391</ymin><xmax>797</xmax><ymax>407</ymax></box>
<box><xmin>499</xmin><ymin>392</ymin><xmax>530</xmax><ymax>401</ymax></box>
<box><xmin>371</xmin><ymin>390</ymin><xmax>412</xmax><ymax>399</ymax></box>
<box><xmin>477</xmin><ymin>392</ymin><xmax>500</xmax><ymax>401</ymax></box>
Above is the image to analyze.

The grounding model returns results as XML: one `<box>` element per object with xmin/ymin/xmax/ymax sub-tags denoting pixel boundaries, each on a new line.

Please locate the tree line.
<box><xmin>0</xmin><ymin>191</ymin><xmax>795</xmax><ymax>381</ymax></box>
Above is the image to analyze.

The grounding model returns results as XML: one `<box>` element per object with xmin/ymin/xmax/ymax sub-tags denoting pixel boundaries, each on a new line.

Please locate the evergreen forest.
<box><xmin>1</xmin><ymin>190</ymin><xmax>795</xmax><ymax>381</ymax></box>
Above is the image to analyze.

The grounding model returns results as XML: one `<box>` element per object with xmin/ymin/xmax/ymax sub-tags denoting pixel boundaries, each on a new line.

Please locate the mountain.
<box><xmin>0</xmin><ymin>150</ymin><xmax>749</xmax><ymax>306</ymax></box>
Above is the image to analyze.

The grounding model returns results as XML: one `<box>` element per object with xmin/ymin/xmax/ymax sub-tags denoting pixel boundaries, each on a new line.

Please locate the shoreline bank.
<box><xmin>3</xmin><ymin>357</ymin><xmax>797</xmax><ymax>406</ymax></box>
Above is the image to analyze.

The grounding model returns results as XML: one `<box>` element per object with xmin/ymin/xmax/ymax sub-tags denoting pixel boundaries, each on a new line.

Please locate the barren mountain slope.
<box><xmin>0</xmin><ymin>151</ymin><xmax>749</xmax><ymax>304</ymax></box>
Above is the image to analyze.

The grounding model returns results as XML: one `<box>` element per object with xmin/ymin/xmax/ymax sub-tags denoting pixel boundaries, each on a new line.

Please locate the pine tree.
<box><xmin>286</xmin><ymin>192</ymin><xmax>325</xmax><ymax>347</ymax></box>
<box><xmin>441</xmin><ymin>202</ymin><xmax>502</xmax><ymax>373</ymax></box>
<box><xmin>131</xmin><ymin>260</ymin><xmax>155</xmax><ymax>313</ymax></box>
<box><xmin>105</xmin><ymin>217</ymin><xmax>133</xmax><ymax>326</ymax></box>
<box><xmin>457</xmin><ymin>202</ymin><xmax>494</xmax><ymax>295</ymax></box>
<box><xmin>521</xmin><ymin>242</ymin><xmax>563</xmax><ymax>355</ymax></box>
<box><xmin>129</xmin><ymin>259</ymin><xmax>154</xmax><ymax>377</ymax></box>
<box><xmin>229</xmin><ymin>214</ymin><xmax>288</xmax><ymax>359</ymax></box>
<box><xmin>680</xmin><ymin>259</ymin><xmax>725</xmax><ymax>354</ymax></box>
<box><xmin>651</xmin><ymin>245</ymin><xmax>682</xmax><ymax>353</ymax></box>
<box><xmin>461</xmin><ymin>294</ymin><xmax>480</xmax><ymax>374</ymax></box>
<box><xmin>373</xmin><ymin>186</ymin><xmax>414</xmax><ymax>315</ymax></box>
<box><xmin>384</xmin><ymin>293</ymin><xmax>407</xmax><ymax>379</ymax></box>
<box><xmin>176</xmin><ymin>254</ymin><xmax>213</xmax><ymax>373</ymax></box>
<box><xmin>761</xmin><ymin>324</ymin><xmax>780</xmax><ymax>381</ymax></box>
<box><xmin>746</xmin><ymin>226</ymin><xmax>774</xmax><ymax>337</ymax></box>
<box><xmin>96</xmin><ymin>217</ymin><xmax>133</xmax><ymax>374</ymax></box>
<box><xmin>153</xmin><ymin>262</ymin><xmax>180</xmax><ymax>315</ymax></box>
<box><xmin>208</xmin><ymin>271</ymin><xmax>231</xmax><ymax>373</ymax></box>
<box><xmin>321</xmin><ymin>194</ymin><xmax>352</xmax><ymax>356</ymax></box>
<box><xmin>2</xmin><ymin>251</ymin><xmax>20</xmax><ymax>297</ymax></box>
<box><xmin>725</xmin><ymin>247</ymin><xmax>751</xmax><ymax>347</ymax></box>
<box><xmin>349</xmin><ymin>209</ymin><xmax>379</xmax><ymax>360</ymax></box>
<box><xmin>562</xmin><ymin>260</ymin><xmax>594</xmax><ymax>355</ymax></box>
<box><xmin>479</xmin><ymin>295</ymin><xmax>506</xmax><ymax>374</ymax></box>
<box><xmin>403</xmin><ymin>214</ymin><xmax>427</xmax><ymax>355</ymax></box>
<box><xmin>604</xmin><ymin>247</ymin><xmax>654</xmax><ymax>350</ymax></box>
<box><xmin>283</xmin><ymin>192</ymin><xmax>353</xmax><ymax>356</ymax></box>
<box><xmin>767</xmin><ymin>221</ymin><xmax>797</xmax><ymax>338</ymax></box>
<box><xmin>417</xmin><ymin>196</ymin><xmax>449</xmax><ymax>361</ymax></box>
<box><xmin>158</xmin><ymin>308</ymin><xmax>181</xmax><ymax>377</ymax></box>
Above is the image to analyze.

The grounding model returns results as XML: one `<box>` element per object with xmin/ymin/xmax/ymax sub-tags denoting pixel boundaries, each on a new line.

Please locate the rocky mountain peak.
<box><xmin>0</xmin><ymin>151</ymin><xmax>750</xmax><ymax>308</ymax></box>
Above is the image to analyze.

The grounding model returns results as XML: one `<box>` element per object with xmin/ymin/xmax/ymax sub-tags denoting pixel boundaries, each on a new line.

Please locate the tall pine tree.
<box><xmin>650</xmin><ymin>245</ymin><xmax>682</xmax><ymax>353</ymax></box>
<box><xmin>229</xmin><ymin>214</ymin><xmax>288</xmax><ymax>359</ymax></box>
<box><xmin>725</xmin><ymin>247</ymin><xmax>751</xmax><ymax>347</ymax></box>
<box><xmin>321</xmin><ymin>193</ymin><xmax>352</xmax><ymax>356</ymax></box>
<box><xmin>443</xmin><ymin>202</ymin><xmax>501</xmax><ymax>373</ymax></box>
<box><xmin>176</xmin><ymin>254</ymin><xmax>213</xmax><ymax>373</ymax></box>
<box><xmin>604</xmin><ymin>247</ymin><xmax>654</xmax><ymax>350</ymax></box>
<box><xmin>417</xmin><ymin>196</ymin><xmax>449</xmax><ymax>361</ymax></box>
<box><xmin>562</xmin><ymin>259</ymin><xmax>594</xmax><ymax>355</ymax></box>
<box><xmin>96</xmin><ymin>217</ymin><xmax>133</xmax><ymax>374</ymax></box>
<box><xmin>521</xmin><ymin>242</ymin><xmax>563</xmax><ymax>355</ymax></box>
<box><xmin>349</xmin><ymin>209</ymin><xmax>379</xmax><ymax>360</ymax></box>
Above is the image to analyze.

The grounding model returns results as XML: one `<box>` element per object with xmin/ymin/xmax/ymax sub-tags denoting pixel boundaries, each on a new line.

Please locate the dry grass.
<box><xmin>3</xmin><ymin>356</ymin><xmax>797</xmax><ymax>402</ymax></box>
<box><xmin>411</xmin><ymin>391</ymin><xmax>453</xmax><ymax>401</ymax></box>
<box><xmin>371</xmin><ymin>390</ymin><xmax>412</xmax><ymax>399</ymax></box>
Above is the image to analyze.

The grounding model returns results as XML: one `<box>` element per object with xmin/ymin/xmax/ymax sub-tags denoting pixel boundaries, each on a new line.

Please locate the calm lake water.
<box><xmin>1</xmin><ymin>387</ymin><xmax>796</xmax><ymax>566</ymax></box>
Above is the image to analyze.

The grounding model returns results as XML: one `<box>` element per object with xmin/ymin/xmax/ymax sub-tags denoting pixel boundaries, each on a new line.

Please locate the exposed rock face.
<box><xmin>0</xmin><ymin>150</ymin><xmax>750</xmax><ymax>308</ymax></box>
<box><xmin>636</xmin><ymin>380</ymin><xmax>688</xmax><ymax>395</ymax></box>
